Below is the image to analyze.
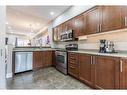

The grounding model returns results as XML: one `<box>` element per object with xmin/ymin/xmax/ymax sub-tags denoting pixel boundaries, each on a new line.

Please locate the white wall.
<box><xmin>0</xmin><ymin>6</ymin><xmax>6</xmax><ymax>89</ymax></box>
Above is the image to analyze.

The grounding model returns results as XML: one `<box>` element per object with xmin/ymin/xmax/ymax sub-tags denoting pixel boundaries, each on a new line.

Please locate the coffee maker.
<box><xmin>99</xmin><ymin>39</ymin><xmax>107</xmax><ymax>53</ymax></box>
<box><xmin>99</xmin><ymin>39</ymin><xmax>116</xmax><ymax>53</ymax></box>
<box><xmin>105</xmin><ymin>41</ymin><xmax>115</xmax><ymax>53</ymax></box>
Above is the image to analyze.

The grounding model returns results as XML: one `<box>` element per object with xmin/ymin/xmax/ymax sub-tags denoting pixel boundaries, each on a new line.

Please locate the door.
<box><xmin>95</xmin><ymin>56</ymin><xmax>120</xmax><ymax>89</ymax></box>
<box><xmin>53</xmin><ymin>27</ymin><xmax>58</xmax><ymax>41</ymax></box>
<box><xmin>33</xmin><ymin>51</ymin><xmax>44</xmax><ymax>69</ymax></box>
<box><xmin>122</xmin><ymin>6</ymin><xmax>127</xmax><ymax>28</ymax></box>
<box><xmin>57</xmin><ymin>25</ymin><xmax>63</xmax><ymax>40</ymax></box>
<box><xmin>79</xmin><ymin>54</ymin><xmax>93</xmax><ymax>85</ymax></box>
<box><xmin>55</xmin><ymin>51</ymin><xmax>67</xmax><ymax>68</ymax></box>
<box><xmin>44</xmin><ymin>51</ymin><xmax>52</xmax><ymax>67</ymax></box>
<box><xmin>120</xmin><ymin>58</ymin><xmax>127</xmax><ymax>89</ymax></box>
<box><xmin>26</xmin><ymin>52</ymin><xmax>33</xmax><ymax>70</ymax></box>
<box><xmin>74</xmin><ymin>14</ymin><xmax>85</xmax><ymax>36</ymax></box>
<box><xmin>101</xmin><ymin>6</ymin><xmax>122</xmax><ymax>32</ymax></box>
<box><xmin>15</xmin><ymin>52</ymin><xmax>28</xmax><ymax>73</ymax></box>
<box><xmin>85</xmin><ymin>6</ymin><xmax>101</xmax><ymax>35</ymax></box>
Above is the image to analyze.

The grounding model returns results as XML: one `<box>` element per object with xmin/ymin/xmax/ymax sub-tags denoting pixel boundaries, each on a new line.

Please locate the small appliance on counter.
<box><xmin>99</xmin><ymin>39</ymin><xmax>107</xmax><ymax>53</ymax></box>
<box><xmin>99</xmin><ymin>39</ymin><xmax>116</xmax><ymax>53</ymax></box>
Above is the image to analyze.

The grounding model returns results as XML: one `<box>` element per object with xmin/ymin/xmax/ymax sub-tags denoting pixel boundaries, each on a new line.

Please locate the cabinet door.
<box><xmin>52</xmin><ymin>51</ymin><xmax>56</xmax><ymax>66</ymax></box>
<box><xmin>57</xmin><ymin>26</ymin><xmax>62</xmax><ymax>41</ymax></box>
<box><xmin>53</xmin><ymin>27</ymin><xmax>58</xmax><ymax>41</ymax></box>
<box><xmin>68</xmin><ymin>52</ymin><xmax>79</xmax><ymax>78</ymax></box>
<box><xmin>79</xmin><ymin>54</ymin><xmax>93</xmax><ymax>85</ymax></box>
<box><xmin>44</xmin><ymin>51</ymin><xmax>52</xmax><ymax>67</ymax></box>
<box><xmin>74</xmin><ymin>14</ymin><xmax>85</xmax><ymax>37</ymax></box>
<box><xmin>95</xmin><ymin>56</ymin><xmax>120</xmax><ymax>89</ymax></box>
<box><xmin>101</xmin><ymin>6</ymin><xmax>122</xmax><ymax>32</ymax></box>
<box><xmin>66</xmin><ymin>20</ymin><xmax>73</xmax><ymax>30</ymax></box>
<box><xmin>85</xmin><ymin>6</ymin><xmax>101</xmax><ymax>35</ymax></box>
<box><xmin>120</xmin><ymin>58</ymin><xmax>127</xmax><ymax>89</ymax></box>
<box><xmin>122</xmin><ymin>6</ymin><xmax>127</xmax><ymax>28</ymax></box>
<box><xmin>33</xmin><ymin>51</ymin><xmax>43</xmax><ymax>69</ymax></box>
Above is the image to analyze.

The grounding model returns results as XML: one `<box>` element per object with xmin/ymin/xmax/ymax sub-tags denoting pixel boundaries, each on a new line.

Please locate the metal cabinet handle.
<box><xmin>99</xmin><ymin>24</ymin><xmax>102</xmax><ymax>32</ymax></box>
<box><xmin>125</xmin><ymin>17</ymin><xmax>127</xmax><ymax>26</ymax></box>
<box><xmin>69</xmin><ymin>66</ymin><xmax>75</xmax><ymax>69</ymax></box>
<box><xmin>120</xmin><ymin>60</ymin><xmax>123</xmax><ymax>73</ymax></box>
<box><xmin>97</xmin><ymin>24</ymin><xmax>100</xmax><ymax>32</ymax></box>
<box><xmin>91</xmin><ymin>56</ymin><xmax>93</xmax><ymax>64</ymax></box>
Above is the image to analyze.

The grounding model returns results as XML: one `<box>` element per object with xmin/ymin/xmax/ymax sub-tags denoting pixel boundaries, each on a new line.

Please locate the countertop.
<box><xmin>68</xmin><ymin>49</ymin><xmax>127</xmax><ymax>58</ymax></box>
<box><xmin>13</xmin><ymin>47</ymin><xmax>56</xmax><ymax>52</ymax></box>
<box><xmin>13</xmin><ymin>47</ymin><xmax>127</xmax><ymax>58</ymax></box>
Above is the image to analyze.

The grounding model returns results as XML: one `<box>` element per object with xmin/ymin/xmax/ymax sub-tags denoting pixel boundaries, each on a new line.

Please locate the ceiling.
<box><xmin>6</xmin><ymin>6</ymin><xmax>71</xmax><ymax>37</ymax></box>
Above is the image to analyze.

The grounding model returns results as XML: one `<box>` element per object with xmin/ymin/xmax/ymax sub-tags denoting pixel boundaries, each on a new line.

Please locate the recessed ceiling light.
<box><xmin>6</xmin><ymin>22</ymin><xmax>9</xmax><ymax>25</ymax></box>
<box><xmin>50</xmin><ymin>12</ymin><xmax>54</xmax><ymax>16</ymax></box>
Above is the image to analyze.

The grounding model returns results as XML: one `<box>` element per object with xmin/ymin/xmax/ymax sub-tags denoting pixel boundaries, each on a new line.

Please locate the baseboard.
<box><xmin>6</xmin><ymin>73</ymin><xmax>12</xmax><ymax>78</ymax></box>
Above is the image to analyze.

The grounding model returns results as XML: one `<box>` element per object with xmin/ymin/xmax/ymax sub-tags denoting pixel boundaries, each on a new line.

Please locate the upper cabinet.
<box><xmin>85</xmin><ymin>6</ymin><xmax>101</xmax><ymax>35</ymax></box>
<box><xmin>101</xmin><ymin>6</ymin><xmax>122</xmax><ymax>32</ymax></box>
<box><xmin>74</xmin><ymin>14</ymin><xmax>85</xmax><ymax>37</ymax></box>
<box><xmin>122</xmin><ymin>6</ymin><xmax>127</xmax><ymax>28</ymax></box>
<box><xmin>53</xmin><ymin>27</ymin><xmax>58</xmax><ymax>41</ymax></box>
<box><xmin>53</xmin><ymin>6</ymin><xmax>127</xmax><ymax>42</ymax></box>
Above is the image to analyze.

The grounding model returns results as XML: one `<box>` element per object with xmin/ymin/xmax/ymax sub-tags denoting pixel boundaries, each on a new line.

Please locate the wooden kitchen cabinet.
<box><xmin>85</xmin><ymin>6</ymin><xmax>101</xmax><ymax>35</ymax></box>
<box><xmin>52</xmin><ymin>51</ymin><xmax>56</xmax><ymax>67</ymax></box>
<box><xmin>120</xmin><ymin>58</ymin><xmax>127</xmax><ymax>89</ymax></box>
<box><xmin>44</xmin><ymin>51</ymin><xmax>52</xmax><ymax>67</ymax></box>
<box><xmin>74</xmin><ymin>14</ymin><xmax>85</xmax><ymax>37</ymax></box>
<box><xmin>122</xmin><ymin>6</ymin><xmax>127</xmax><ymax>28</ymax></box>
<box><xmin>101</xmin><ymin>6</ymin><xmax>122</xmax><ymax>32</ymax></box>
<box><xmin>33</xmin><ymin>51</ymin><xmax>53</xmax><ymax>69</ymax></box>
<box><xmin>53</xmin><ymin>27</ymin><xmax>58</xmax><ymax>41</ymax></box>
<box><xmin>95</xmin><ymin>56</ymin><xmax>120</xmax><ymax>89</ymax></box>
<box><xmin>78</xmin><ymin>54</ymin><xmax>94</xmax><ymax>86</ymax></box>
<box><xmin>33</xmin><ymin>51</ymin><xmax>45</xmax><ymax>69</ymax></box>
<box><xmin>68</xmin><ymin>52</ymin><xmax>79</xmax><ymax>78</ymax></box>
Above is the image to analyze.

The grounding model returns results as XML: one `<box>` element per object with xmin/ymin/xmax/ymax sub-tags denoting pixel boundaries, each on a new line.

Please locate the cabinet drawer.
<box><xmin>68</xmin><ymin>58</ymin><xmax>77</xmax><ymax>63</ymax></box>
<box><xmin>68</xmin><ymin>66</ymin><xmax>79</xmax><ymax>78</ymax></box>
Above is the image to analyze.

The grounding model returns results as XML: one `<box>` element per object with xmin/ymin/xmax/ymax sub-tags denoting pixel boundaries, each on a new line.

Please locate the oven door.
<box><xmin>55</xmin><ymin>51</ymin><xmax>67</xmax><ymax>68</ymax></box>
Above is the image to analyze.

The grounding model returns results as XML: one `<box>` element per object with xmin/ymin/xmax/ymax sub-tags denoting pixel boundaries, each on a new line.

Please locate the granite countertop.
<box><xmin>13</xmin><ymin>47</ymin><xmax>127</xmax><ymax>58</ymax></box>
<box><xmin>68</xmin><ymin>49</ymin><xmax>127</xmax><ymax>58</ymax></box>
<box><xmin>13</xmin><ymin>47</ymin><xmax>56</xmax><ymax>52</ymax></box>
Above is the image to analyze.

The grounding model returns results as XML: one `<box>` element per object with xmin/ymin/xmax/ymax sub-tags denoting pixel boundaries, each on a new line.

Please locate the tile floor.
<box><xmin>6</xmin><ymin>67</ymin><xmax>91</xmax><ymax>89</ymax></box>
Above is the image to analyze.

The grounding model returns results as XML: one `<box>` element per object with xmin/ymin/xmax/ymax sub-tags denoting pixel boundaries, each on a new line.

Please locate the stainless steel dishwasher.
<box><xmin>15</xmin><ymin>52</ymin><xmax>33</xmax><ymax>73</ymax></box>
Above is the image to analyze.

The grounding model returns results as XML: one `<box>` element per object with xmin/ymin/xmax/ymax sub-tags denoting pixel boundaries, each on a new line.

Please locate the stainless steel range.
<box><xmin>55</xmin><ymin>44</ymin><xmax>78</xmax><ymax>74</ymax></box>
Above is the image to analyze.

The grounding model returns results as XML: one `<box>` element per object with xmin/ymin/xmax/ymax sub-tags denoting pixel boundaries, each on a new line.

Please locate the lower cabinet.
<box><xmin>44</xmin><ymin>51</ymin><xmax>52</xmax><ymax>67</ymax></box>
<box><xmin>68</xmin><ymin>52</ymin><xmax>127</xmax><ymax>89</ymax></box>
<box><xmin>33</xmin><ymin>51</ymin><xmax>44</xmax><ymax>69</ymax></box>
<box><xmin>94</xmin><ymin>56</ymin><xmax>120</xmax><ymax>89</ymax></box>
<box><xmin>120</xmin><ymin>58</ymin><xmax>127</xmax><ymax>89</ymax></box>
<box><xmin>78</xmin><ymin>54</ymin><xmax>94</xmax><ymax>87</ymax></box>
<box><xmin>33</xmin><ymin>51</ymin><xmax>52</xmax><ymax>70</ymax></box>
<box><xmin>68</xmin><ymin>52</ymin><xmax>79</xmax><ymax>78</ymax></box>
